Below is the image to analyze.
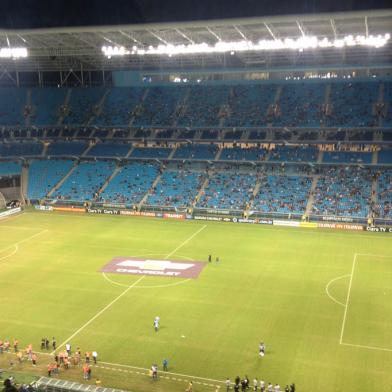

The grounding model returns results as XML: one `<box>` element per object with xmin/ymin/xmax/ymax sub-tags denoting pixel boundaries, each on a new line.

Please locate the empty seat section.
<box><xmin>133</xmin><ymin>86</ymin><xmax>185</xmax><ymax>126</ymax></box>
<box><xmin>53</xmin><ymin>160</ymin><xmax>115</xmax><ymax>201</ymax></box>
<box><xmin>130</xmin><ymin>147</ymin><xmax>172</xmax><ymax>159</ymax></box>
<box><xmin>86</xmin><ymin>142</ymin><xmax>131</xmax><ymax>157</ymax></box>
<box><xmin>326</xmin><ymin>82</ymin><xmax>379</xmax><ymax>127</ymax></box>
<box><xmin>323</xmin><ymin>151</ymin><xmax>372</xmax><ymax>164</ymax></box>
<box><xmin>28</xmin><ymin>159</ymin><xmax>74</xmax><ymax>200</ymax></box>
<box><xmin>275</xmin><ymin>83</ymin><xmax>324</xmax><ymax>127</ymax></box>
<box><xmin>173</xmin><ymin>144</ymin><xmax>218</xmax><ymax>160</ymax></box>
<box><xmin>0</xmin><ymin>88</ymin><xmax>27</xmax><ymax>126</ymax></box>
<box><xmin>47</xmin><ymin>141</ymin><xmax>88</xmax><ymax>156</ymax></box>
<box><xmin>95</xmin><ymin>87</ymin><xmax>144</xmax><ymax>126</ymax></box>
<box><xmin>178</xmin><ymin>86</ymin><xmax>229</xmax><ymax>126</ymax></box>
<box><xmin>253</xmin><ymin>175</ymin><xmax>312</xmax><ymax>214</ymax></box>
<box><xmin>269</xmin><ymin>146</ymin><xmax>318</xmax><ymax>162</ymax></box>
<box><xmin>376</xmin><ymin>170</ymin><xmax>392</xmax><ymax>219</ymax></box>
<box><xmin>311</xmin><ymin>167</ymin><xmax>372</xmax><ymax>218</ymax></box>
<box><xmin>99</xmin><ymin>162</ymin><xmax>159</xmax><ymax>205</ymax></box>
<box><xmin>0</xmin><ymin>161</ymin><xmax>21</xmax><ymax>176</ymax></box>
<box><xmin>31</xmin><ymin>88</ymin><xmax>66</xmax><ymax>125</ymax></box>
<box><xmin>147</xmin><ymin>170</ymin><xmax>204</xmax><ymax>207</ymax></box>
<box><xmin>219</xmin><ymin>147</ymin><xmax>267</xmax><ymax>161</ymax></box>
<box><xmin>197</xmin><ymin>172</ymin><xmax>256</xmax><ymax>210</ymax></box>
<box><xmin>0</xmin><ymin>142</ymin><xmax>42</xmax><ymax>157</ymax></box>
<box><xmin>64</xmin><ymin>88</ymin><xmax>105</xmax><ymax>125</ymax></box>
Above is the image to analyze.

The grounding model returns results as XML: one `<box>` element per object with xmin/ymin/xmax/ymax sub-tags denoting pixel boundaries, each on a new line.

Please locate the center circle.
<box><xmin>102</xmin><ymin>253</ymin><xmax>194</xmax><ymax>288</ymax></box>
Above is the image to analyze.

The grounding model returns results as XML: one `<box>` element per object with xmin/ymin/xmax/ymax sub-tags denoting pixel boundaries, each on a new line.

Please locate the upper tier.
<box><xmin>0</xmin><ymin>79</ymin><xmax>390</xmax><ymax>128</ymax></box>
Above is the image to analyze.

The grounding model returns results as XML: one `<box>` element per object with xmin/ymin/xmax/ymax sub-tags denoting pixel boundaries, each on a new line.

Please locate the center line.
<box><xmin>53</xmin><ymin>224</ymin><xmax>207</xmax><ymax>353</ymax></box>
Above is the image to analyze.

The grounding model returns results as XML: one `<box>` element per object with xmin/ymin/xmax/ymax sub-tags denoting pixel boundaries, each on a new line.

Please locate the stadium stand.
<box><xmin>311</xmin><ymin>167</ymin><xmax>373</xmax><ymax>218</ymax></box>
<box><xmin>47</xmin><ymin>141</ymin><xmax>88</xmax><ymax>156</ymax></box>
<box><xmin>63</xmin><ymin>88</ymin><xmax>105</xmax><ymax>125</ymax></box>
<box><xmin>98</xmin><ymin>162</ymin><xmax>159</xmax><ymax>205</ymax></box>
<box><xmin>95</xmin><ymin>87</ymin><xmax>144</xmax><ymax>126</ymax></box>
<box><xmin>219</xmin><ymin>146</ymin><xmax>267</xmax><ymax>161</ymax></box>
<box><xmin>326</xmin><ymin>81</ymin><xmax>379</xmax><ymax>127</ymax></box>
<box><xmin>86</xmin><ymin>142</ymin><xmax>131</xmax><ymax>157</ymax></box>
<box><xmin>376</xmin><ymin>170</ymin><xmax>392</xmax><ymax>219</ymax></box>
<box><xmin>0</xmin><ymin>88</ymin><xmax>27</xmax><ymax>126</ymax></box>
<box><xmin>269</xmin><ymin>146</ymin><xmax>318</xmax><ymax>162</ymax></box>
<box><xmin>173</xmin><ymin>144</ymin><xmax>218</xmax><ymax>160</ymax></box>
<box><xmin>0</xmin><ymin>142</ymin><xmax>42</xmax><ymax>157</ymax></box>
<box><xmin>31</xmin><ymin>88</ymin><xmax>67</xmax><ymax>126</ymax></box>
<box><xmin>178</xmin><ymin>86</ymin><xmax>230</xmax><ymax>126</ymax></box>
<box><xmin>274</xmin><ymin>82</ymin><xmax>324</xmax><ymax>127</ymax></box>
<box><xmin>0</xmin><ymin>161</ymin><xmax>21</xmax><ymax>176</ymax></box>
<box><xmin>253</xmin><ymin>175</ymin><xmax>312</xmax><ymax>214</ymax></box>
<box><xmin>378</xmin><ymin>147</ymin><xmax>392</xmax><ymax>164</ymax></box>
<box><xmin>130</xmin><ymin>147</ymin><xmax>172</xmax><ymax>159</ymax></box>
<box><xmin>197</xmin><ymin>171</ymin><xmax>256</xmax><ymax>210</ymax></box>
<box><xmin>226</xmin><ymin>84</ymin><xmax>277</xmax><ymax>127</ymax></box>
<box><xmin>322</xmin><ymin>151</ymin><xmax>373</xmax><ymax>164</ymax></box>
<box><xmin>53</xmin><ymin>160</ymin><xmax>116</xmax><ymax>201</ymax></box>
<box><xmin>133</xmin><ymin>86</ymin><xmax>186</xmax><ymax>126</ymax></box>
<box><xmin>28</xmin><ymin>159</ymin><xmax>74</xmax><ymax>200</ymax></box>
<box><xmin>147</xmin><ymin>170</ymin><xmax>205</xmax><ymax>207</ymax></box>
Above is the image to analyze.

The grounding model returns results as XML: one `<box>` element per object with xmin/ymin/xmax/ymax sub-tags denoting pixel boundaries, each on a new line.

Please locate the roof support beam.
<box><xmin>365</xmin><ymin>16</ymin><xmax>369</xmax><ymax>37</ymax></box>
<box><xmin>119</xmin><ymin>30</ymin><xmax>142</xmax><ymax>45</ymax></box>
<box><xmin>206</xmin><ymin>27</ymin><xmax>221</xmax><ymax>41</ymax></box>
<box><xmin>264</xmin><ymin>23</ymin><xmax>277</xmax><ymax>40</ymax></box>
<box><xmin>149</xmin><ymin>30</ymin><xmax>169</xmax><ymax>45</ymax></box>
<box><xmin>296</xmin><ymin>21</ymin><xmax>306</xmax><ymax>37</ymax></box>
<box><xmin>233</xmin><ymin>25</ymin><xmax>248</xmax><ymax>41</ymax></box>
<box><xmin>330</xmin><ymin>19</ymin><xmax>338</xmax><ymax>39</ymax></box>
<box><xmin>175</xmin><ymin>28</ymin><xmax>194</xmax><ymax>44</ymax></box>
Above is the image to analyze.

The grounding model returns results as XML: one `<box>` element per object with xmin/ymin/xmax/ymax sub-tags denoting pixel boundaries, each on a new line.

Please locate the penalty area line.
<box><xmin>339</xmin><ymin>253</ymin><xmax>357</xmax><ymax>345</ymax></box>
<box><xmin>0</xmin><ymin>229</ymin><xmax>49</xmax><ymax>259</ymax></box>
<box><xmin>340</xmin><ymin>342</ymin><xmax>392</xmax><ymax>353</ymax></box>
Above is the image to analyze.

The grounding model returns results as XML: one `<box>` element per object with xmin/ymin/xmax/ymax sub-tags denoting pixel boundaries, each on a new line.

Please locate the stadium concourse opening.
<box><xmin>0</xmin><ymin>8</ymin><xmax>391</xmax><ymax>392</ymax></box>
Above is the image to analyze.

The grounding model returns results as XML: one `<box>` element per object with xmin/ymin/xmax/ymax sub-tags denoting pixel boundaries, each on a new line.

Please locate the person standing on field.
<box><xmin>92</xmin><ymin>351</ymin><xmax>97</xmax><ymax>364</ymax></box>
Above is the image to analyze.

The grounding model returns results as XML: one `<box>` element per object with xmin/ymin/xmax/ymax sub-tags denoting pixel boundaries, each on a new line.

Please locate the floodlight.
<box><xmin>0</xmin><ymin>47</ymin><xmax>28</xmax><ymax>58</ymax></box>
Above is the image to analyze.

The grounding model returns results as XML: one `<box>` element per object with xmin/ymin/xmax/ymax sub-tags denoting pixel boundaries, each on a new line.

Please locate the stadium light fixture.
<box><xmin>102</xmin><ymin>33</ymin><xmax>390</xmax><ymax>57</ymax></box>
<box><xmin>0</xmin><ymin>47</ymin><xmax>28</xmax><ymax>59</ymax></box>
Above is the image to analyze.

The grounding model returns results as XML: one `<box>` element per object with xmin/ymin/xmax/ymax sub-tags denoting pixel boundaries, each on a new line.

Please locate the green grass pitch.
<box><xmin>0</xmin><ymin>211</ymin><xmax>391</xmax><ymax>391</ymax></box>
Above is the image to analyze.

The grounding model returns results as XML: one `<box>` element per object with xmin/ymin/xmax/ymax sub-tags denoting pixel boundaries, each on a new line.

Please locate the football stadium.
<box><xmin>0</xmin><ymin>7</ymin><xmax>392</xmax><ymax>392</ymax></box>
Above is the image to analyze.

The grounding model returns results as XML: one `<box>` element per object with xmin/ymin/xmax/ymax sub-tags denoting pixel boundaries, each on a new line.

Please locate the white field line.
<box><xmin>53</xmin><ymin>225</ymin><xmax>207</xmax><ymax>354</ymax></box>
<box><xmin>0</xmin><ymin>229</ymin><xmax>48</xmax><ymax>257</ymax></box>
<box><xmin>340</xmin><ymin>342</ymin><xmax>392</xmax><ymax>353</ymax></box>
<box><xmin>0</xmin><ymin>212</ymin><xmax>24</xmax><ymax>223</ymax></box>
<box><xmin>325</xmin><ymin>274</ymin><xmax>350</xmax><ymax>307</ymax></box>
<box><xmin>0</xmin><ymin>245</ymin><xmax>18</xmax><ymax>262</ymax></box>
<box><xmin>0</xmin><ymin>225</ymin><xmax>45</xmax><ymax>231</ymax></box>
<box><xmin>97</xmin><ymin>360</ymin><xmax>225</xmax><ymax>385</ymax></box>
<box><xmin>164</xmin><ymin>225</ymin><xmax>206</xmax><ymax>259</ymax></box>
<box><xmin>0</xmin><ymin>351</ymin><xmax>225</xmax><ymax>385</ymax></box>
<box><xmin>102</xmin><ymin>272</ymin><xmax>191</xmax><ymax>289</ymax></box>
<box><xmin>339</xmin><ymin>253</ymin><xmax>357</xmax><ymax>345</ymax></box>
<box><xmin>52</xmin><ymin>275</ymin><xmax>145</xmax><ymax>355</ymax></box>
<box><xmin>354</xmin><ymin>253</ymin><xmax>392</xmax><ymax>259</ymax></box>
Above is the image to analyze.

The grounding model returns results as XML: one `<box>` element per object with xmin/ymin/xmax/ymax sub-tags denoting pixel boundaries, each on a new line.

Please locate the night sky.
<box><xmin>0</xmin><ymin>0</ymin><xmax>390</xmax><ymax>29</ymax></box>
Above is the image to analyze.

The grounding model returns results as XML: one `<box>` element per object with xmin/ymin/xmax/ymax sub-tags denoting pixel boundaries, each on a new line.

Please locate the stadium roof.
<box><xmin>0</xmin><ymin>9</ymin><xmax>391</xmax><ymax>73</ymax></box>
